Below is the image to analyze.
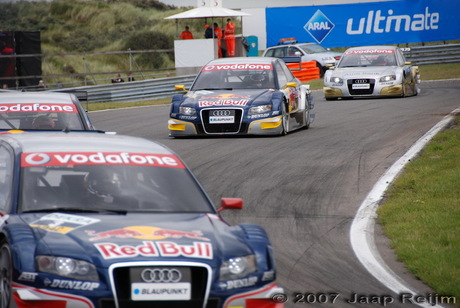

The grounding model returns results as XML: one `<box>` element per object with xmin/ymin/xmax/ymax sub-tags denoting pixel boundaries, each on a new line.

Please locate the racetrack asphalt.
<box><xmin>90</xmin><ymin>79</ymin><xmax>460</xmax><ymax>308</ymax></box>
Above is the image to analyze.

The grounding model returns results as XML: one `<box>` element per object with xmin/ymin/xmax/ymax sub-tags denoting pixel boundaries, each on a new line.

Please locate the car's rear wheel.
<box><xmin>0</xmin><ymin>242</ymin><xmax>12</xmax><ymax>308</ymax></box>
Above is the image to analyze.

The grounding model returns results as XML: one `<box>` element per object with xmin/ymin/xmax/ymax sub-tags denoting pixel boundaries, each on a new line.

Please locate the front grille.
<box><xmin>201</xmin><ymin>108</ymin><xmax>243</xmax><ymax>134</ymax></box>
<box><xmin>101</xmin><ymin>264</ymin><xmax>210</xmax><ymax>308</ymax></box>
<box><xmin>347</xmin><ymin>78</ymin><xmax>375</xmax><ymax>95</ymax></box>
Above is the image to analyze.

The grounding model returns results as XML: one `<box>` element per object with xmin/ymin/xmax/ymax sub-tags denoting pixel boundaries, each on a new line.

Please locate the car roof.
<box><xmin>0</xmin><ymin>132</ymin><xmax>173</xmax><ymax>155</ymax></box>
<box><xmin>0</xmin><ymin>91</ymin><xmax>77</xmax><ymax>104</ymax></box>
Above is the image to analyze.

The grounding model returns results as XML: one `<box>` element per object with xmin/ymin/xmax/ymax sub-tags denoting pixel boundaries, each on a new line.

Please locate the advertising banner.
<box><xmin>266</xmin><ymin>0</ymin><xmax>460</xmax><ymax>48</ymax></box>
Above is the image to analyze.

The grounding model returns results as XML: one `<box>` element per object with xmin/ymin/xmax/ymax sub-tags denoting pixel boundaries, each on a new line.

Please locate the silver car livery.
<box><xmin>323</xmin><ymin>45</ymin><xmax>420</xmax><ymax>100</ymax></box>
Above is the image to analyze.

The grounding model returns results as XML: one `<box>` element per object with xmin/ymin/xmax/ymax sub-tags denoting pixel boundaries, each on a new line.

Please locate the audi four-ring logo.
<box><xmin>212</xmin><ymin>110</ymin><xmax>231</xmax><ymax>116</ymax></box>
<box><xmin>141</xmin><ymin>268</ymin><xmax>182</xmax><ymax>283</ymax></box>
<box><xmin>354</xmin><ymin>79</ymin><xmax>368</xmax><ymax>84</ymax></box>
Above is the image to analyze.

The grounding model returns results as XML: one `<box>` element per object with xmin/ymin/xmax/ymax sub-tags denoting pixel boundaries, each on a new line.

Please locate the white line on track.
<box><xmin>350</xmin><ymin>107</ymin><xmax>460</xmax><ymax>308</ymax></box>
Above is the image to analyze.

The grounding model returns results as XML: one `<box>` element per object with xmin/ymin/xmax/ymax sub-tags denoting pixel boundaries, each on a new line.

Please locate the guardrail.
<box><xmin>52</xmin><ymin>75</ymin><xmax>196</xmax><ymax>103</ymax></box>
<box><xmin>402</xmin><ymin>43</ymin><xmax>460</xmax><ymax>65</ymax></box>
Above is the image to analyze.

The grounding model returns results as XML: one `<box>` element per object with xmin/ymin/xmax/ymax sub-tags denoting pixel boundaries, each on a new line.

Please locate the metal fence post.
<box><xmin>83</xmin><ymin>53</ymin><xmax>88</xmax><ymax>86</ymax></box>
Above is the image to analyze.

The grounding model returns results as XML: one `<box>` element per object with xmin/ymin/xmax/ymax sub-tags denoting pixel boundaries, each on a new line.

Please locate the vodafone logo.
<box><xmin>24</xmin><ymin>153</ymin><xmax>51</xmax><ymax>165</ymax></box>
<box><xmin>0</xmin><ymin>103</ymin><xmax>77</xmax><ymax>113</ymax></box>
<box><xmin>21</xmin><ymin>152</ymin><xmax>185</xmax><ymax>168</ymax></box>
<box><xmin>202</xmin><ymin>63</ymin><xmax>272</xmax><ymax>71</ymax></box>
<box><xmin>344</xmin><ymin>49</ymin><xmax>394</xmax><ymax>55</ymax></box>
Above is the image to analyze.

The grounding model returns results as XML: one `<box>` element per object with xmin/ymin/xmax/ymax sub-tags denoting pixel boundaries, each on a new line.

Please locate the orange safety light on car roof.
<box><xmin>278</xmin><ymin>37</ymin><xmax>297</xmax><ymax>45</ymax></box>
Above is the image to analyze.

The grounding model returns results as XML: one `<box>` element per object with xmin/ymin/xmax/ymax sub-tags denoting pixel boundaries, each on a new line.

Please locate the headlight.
<box><xmin>248</xmin><ymin>104</ymin><xmax>272</xmax><ymax>115</ymax></box>
<box><xmin>330</xmin><ymin>76</ymin><xmax>343</xmax><ymax>84</ymax></box>
<box><xmin>179</xmin><ymin>106</ymin><xmax>196</xmax><ymax>116</ymax></box>
<box><xmin>379</xmin><ymin>75</ymin><xmax>396</xmax><ymax>82</ymax></box>
<box><xmin>322</xmin><ymin>56</ymin><xmax>334</xmax><ymax>60</ymax></box>
<box><xmin>220</xmin><ymin>255</ymin><xmax>257</xmax><ymax>281</ymax></box>
<box><xmin>37</xmin><ymin>256</ymin><xmax>99</xmax><ymax>281</ymax></box>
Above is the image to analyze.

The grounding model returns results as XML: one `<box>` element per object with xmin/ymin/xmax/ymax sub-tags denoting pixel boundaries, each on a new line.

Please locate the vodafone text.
<box><xmin>0</xmin><ymin>103</ymin><xmax>76</xmax><ymax>113</ymax></box>
<box><xmin>202</xmin><ymin>63</ymin><xmax>272</xmax><ymax>71</ymax></box>
<box><xmin>21</xmin><ymin>152</ymin><xmax>185</xmax><ymax>168</ymax></box>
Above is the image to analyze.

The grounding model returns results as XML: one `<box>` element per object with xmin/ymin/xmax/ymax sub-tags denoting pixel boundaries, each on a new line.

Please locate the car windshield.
<box><xmin>191</xmin><ymin>65</ymin><xmax>276</xmax><ymax>90</ymax></box>
<box><xmin>338</xmin><ymin>51</ymin><xmax>397</xmax><ymax>68</ymax></box>
<box><xmin>299</xmin><ymin>44</ymin><xmax>328</xmax><ymax>54</ymax></box>
<box><xmin>19</xmin><ymin>163</ymin><xmax>214</xmax><ymax>214</ymax></box>
<box><xmin>0</xmin><ymin>104</ymin><xmax>85</xmax><ymax>130</ymax></box>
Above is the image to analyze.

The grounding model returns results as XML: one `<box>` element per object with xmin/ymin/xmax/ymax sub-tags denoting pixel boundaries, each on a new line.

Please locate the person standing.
<box><xmin>224</xmin><ymin>18</ymin><xmax>236</xmax><ymax>57</ymax></box>
<box><xmin>37</xmin><ymin>80</ymin><xmax>47</xmax><ymax>90</ymax></box>
<box><xmin>112</xmin><ymin>73</ymin><xmax>124</xmax><ymax>83</ymax></box>
<box><xmin>204</xmin><ymin>24</ymin><xmax>213</xmax><ymax>39</ymax></box>
<box><xmin>213</xmin><ymin>23</ymin><xmax>223</xmax><ymax>58</ymax></box>
<box><xmin>180</xmin><ymin>26</ymin><xmax>194</xmax><ymax>40</ymax></box>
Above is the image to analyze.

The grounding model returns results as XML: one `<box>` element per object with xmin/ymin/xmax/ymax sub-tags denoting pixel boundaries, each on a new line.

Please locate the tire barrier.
<box><xmin>286</xmin><ymin>61</ymin><xmax>321</xmax><ymax>82</ymax></box>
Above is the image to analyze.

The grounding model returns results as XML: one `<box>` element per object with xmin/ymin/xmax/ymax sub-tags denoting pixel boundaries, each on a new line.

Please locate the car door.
<box><xmin>274</xmin><ymin>61</ymin><xmax>299</xmax><ymax>112</ymax></box>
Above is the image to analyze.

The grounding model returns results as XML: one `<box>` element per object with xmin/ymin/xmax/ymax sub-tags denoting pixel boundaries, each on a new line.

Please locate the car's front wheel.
<box><xmin>316</xmin><ymin>61</ymin><xmax>326</xmax><ymax>77</ymax></box>
<box><xmin>401</xmin><ymin>81</ymin><xmax>407</xmax><ymax>97</ymax></box>
<box><xmin>0</xmin><ymin>241</ymin><xmax>12</xmax><ymax>308</ymax></box>
<box><xmin>281</xmin><ymin>102</ymin><xmax>289</xmax><ymax>135</ymax></box>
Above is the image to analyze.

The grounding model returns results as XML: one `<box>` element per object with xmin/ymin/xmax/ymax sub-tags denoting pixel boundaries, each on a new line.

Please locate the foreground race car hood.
<box><xmin>182</xmin><ymin>89</ymin><xmax>275</xmax><ymax>108</ymax></box>
<box><xmin>332</xmin><ymin>66</ymin><xmax>397</xmax><ymax>78</ymax></box>
<box><xmin>22</xmin><ymin>212</ymin><xmax>252</xmax><ymax>268</ymax></box>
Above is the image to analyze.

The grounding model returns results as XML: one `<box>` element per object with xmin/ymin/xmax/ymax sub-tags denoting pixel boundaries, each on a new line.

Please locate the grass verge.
<box><xmin>377</xmin><ymin>116</ymin><xmax>460</xmax><ymax>305</ymax></box>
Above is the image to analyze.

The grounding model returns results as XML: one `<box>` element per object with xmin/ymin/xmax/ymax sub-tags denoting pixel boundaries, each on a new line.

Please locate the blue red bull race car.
<box><xmin>168</xmin><ymin>57</ymin><xmax>314</xmax><ymax>137</ymax></box>
<box><xmin>0</xmin><ymin>131</ymin><xmax>283</xmax><ymax>308</ymax></box>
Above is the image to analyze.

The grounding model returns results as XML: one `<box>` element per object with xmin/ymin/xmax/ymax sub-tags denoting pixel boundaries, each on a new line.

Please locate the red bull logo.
<box><xmin>86</xmin><ymin>226</ymin><xmax>210</xmax><ymax>241</ymax></box>
<box><xmin>198</xmin><ymin>94</ymin><xmax>251</xmax><ymax>107</ymax></box>
<box><xmin>95</xmin><ymin>241</ymin><xmax>213</xmax><ymax>260</ymax></box>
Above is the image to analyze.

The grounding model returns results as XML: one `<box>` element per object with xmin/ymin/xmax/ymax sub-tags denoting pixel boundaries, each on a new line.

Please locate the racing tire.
<box><xmin>412</xmin><ymin>77</ymin><xmax>420</xmax><ymax>96</ymax></box>
<box><xmin>0</xmin><ymin>241</ymin><xmax>12</xmax><ymax>308</ymax></box>
<box><xmin>316</xmin><ymin>61</ymin><xmax>325</xmax><ymax>77</ymax></box>
<box><xmin>281</xmin><ymin>102</ymin><xmax>289</xmax><ymax>136</ymax></box>
<box><xmin>401</xmin><ymin>82</ymin><xmax>407</xmax><ymax>98</ymax></box>
<box><xmin>304</xmin><ymin>109</ymin><xmax>311</xmax><ymax>129</ymax></box>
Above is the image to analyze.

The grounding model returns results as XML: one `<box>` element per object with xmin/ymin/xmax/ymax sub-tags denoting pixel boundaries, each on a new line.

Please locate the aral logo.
<box><xmin>304</xmin><ymin>10</ymin><xmax>335</xmax><ymax>44</ymax></box>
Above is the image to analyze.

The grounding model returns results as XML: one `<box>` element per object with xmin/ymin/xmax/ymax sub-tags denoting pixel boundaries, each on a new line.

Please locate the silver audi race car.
<box><xmin>323</xmin><ymin>45</ymin><xmax>420</xmax><ymax>100</ymax></box>
<box><xmin>168</xmin><ymin>57</ymin><xmax>314</xmax><ymax>137</ymax></box>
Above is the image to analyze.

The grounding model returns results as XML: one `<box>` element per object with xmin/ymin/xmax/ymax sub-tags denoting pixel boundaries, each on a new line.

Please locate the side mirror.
<box><xmin>294</xmin><ymin>51</ymin><xmax>302</xmax><ymax>56</ymax></box>
<box><xmin>217</xmin><ymin>198</ymin><xmax>243</xmax><ymax>212</ymax></box>
<box><xmin>175</xmin><ymin>85</ymin><xmax>188</xmax><ymax>92</ymax></box>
